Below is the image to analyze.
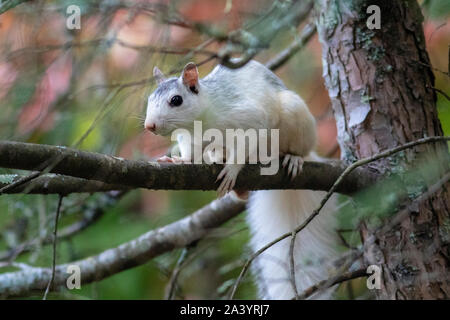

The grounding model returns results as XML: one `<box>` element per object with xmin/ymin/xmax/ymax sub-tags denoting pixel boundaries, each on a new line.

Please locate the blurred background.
<box><xmin>0</xmin><ymin>0</ymin><xmax>448</xmax><ymax>299</ymax></box>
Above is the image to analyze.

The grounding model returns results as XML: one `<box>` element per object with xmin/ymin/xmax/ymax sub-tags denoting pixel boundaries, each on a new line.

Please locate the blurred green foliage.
<box><xmin>423</xmin><ymin>0</ymin><xmax>450</xmax><ymax>19</ymax></box>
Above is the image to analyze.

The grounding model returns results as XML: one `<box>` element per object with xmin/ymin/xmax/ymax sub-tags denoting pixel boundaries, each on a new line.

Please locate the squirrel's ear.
<box><xmin>182</xmin><ymin>62</ymin><xmax>199</xmax><ymax>94</ymax></box>
<box><xmin>153</xmin><ymin>66</ymin><xmax>166</xmax><ymax>85</ymax></box>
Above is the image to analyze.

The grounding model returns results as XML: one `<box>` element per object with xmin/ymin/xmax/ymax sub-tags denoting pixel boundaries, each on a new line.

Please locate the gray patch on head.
<box><xmin>153</xmin><ymin>78</ymin><xmax>179</xmax><ymax>98</ymax></box>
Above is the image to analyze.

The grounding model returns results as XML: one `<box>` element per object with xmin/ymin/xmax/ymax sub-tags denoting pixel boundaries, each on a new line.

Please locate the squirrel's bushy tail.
<box><xmin>247</xmin><ymin>153</ymin><xmax>340</xmax><ymax>299</ymax></box>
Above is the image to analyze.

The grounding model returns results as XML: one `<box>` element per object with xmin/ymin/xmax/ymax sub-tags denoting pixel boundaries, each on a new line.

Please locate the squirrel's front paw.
<box><xmin>216</xmin><ymin>164</ymin><xmax>243</xmax><ymax>198</ymax></box>
<box><xmin>282</xmin><ymin>154</ymin><xmax>304</xmax><ymax>180</ymax></box>
<box><xmin>157</xmin><ymin>155</ymin><xmax>191</xmax><ymax>164</ymax></box>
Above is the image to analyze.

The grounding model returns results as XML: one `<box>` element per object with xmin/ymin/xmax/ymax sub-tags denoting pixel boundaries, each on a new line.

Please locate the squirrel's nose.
<box><xmin>145</xmin><ymin>123</ymin><xmax>156</xmax><ymax>132</ymax></box>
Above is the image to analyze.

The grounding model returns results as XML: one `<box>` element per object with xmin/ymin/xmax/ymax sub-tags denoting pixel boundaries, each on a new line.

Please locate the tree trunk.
<box><xmin>315</xmin><ymin>0</ymin><xmax>450</xmax><ymax>299</ymax></box>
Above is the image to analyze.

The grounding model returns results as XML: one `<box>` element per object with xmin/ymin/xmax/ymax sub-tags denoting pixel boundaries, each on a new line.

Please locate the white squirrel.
<box><xmin>144</xmin><ymin>60</ymin><xmax>340</xmax><ymax>299</ymax></box>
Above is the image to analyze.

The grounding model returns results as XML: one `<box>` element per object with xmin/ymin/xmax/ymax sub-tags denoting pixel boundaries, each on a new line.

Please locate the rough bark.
<box><xmin>0</xmin><ymin>140</ymin><xmax>377</xmax><ymax>194</ymax></box>
<box><xmin>315</xmin><ymin>0</ymin><xmax>450</xmax><ymax>299</ymax></box>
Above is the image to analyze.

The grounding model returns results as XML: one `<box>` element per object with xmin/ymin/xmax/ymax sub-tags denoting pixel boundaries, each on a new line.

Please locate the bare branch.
<box><xmin>43</xmin><ymin>195</ymin><xmax>63</xmax><ymax>300</ymax></box>
<box><xmin>165</xmin><ymin>247</ymin><xmax>191</xmax><ymax>300</ymax></box>
<box><xmin>0</xmin><ymin>174</ymin><xmax>127</xmax><ymax>195</ymax></box>
<box><xmin>2</xmin><ymin>39</ymin><xmax>217</xmax><ymax>64</ymax></box>
<box><xmin>266</xmin><ymin>22</ymin><xmax>316</xmax><ymax>71</ymax></box>
<box><xmin>218</xmin><ymin>1</ymin><xmax>313</xmax><ymax>69</ymax></box>
<box><xmin>432</xmin><ymin>87</ymin><xmax>450</xmax><ymax>102</ymax></box>
<box><xmin>0</xmin><ymin>194</ymin><xmax>246</xmax><ymax>298</ymax></box>
<box><xmin>0</xmin><ymin>141</ymin><xmax>377</xmax><ymax>195</ymax></box>
<box><xmin>296</xmin><ymin>268</ymin><xmax>367</xmax><ymax>300</ymax></box>
<box><xmin>378</xmin><ymin>171</ymin><xmax>450</xmax><ymax>236</ymax></box>
<box><xmin>0</xmin><ymin>0</ymin><xmax>33</xmax><ymax>15</ymax></box>
<box><xmin>288</xmin><ymin>231</ymin><xmax>299</xmax><ymax>297</ymax></box>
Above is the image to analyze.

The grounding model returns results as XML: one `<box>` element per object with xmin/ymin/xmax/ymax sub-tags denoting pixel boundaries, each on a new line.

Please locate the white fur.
<box><xmin>247</xmin><ymin>154</ymin><xmax>340</xmax><ymax>299</ymax></box>
<box><xmin>145</xmin><ymin>60</ymin><xmax>340</xmax><ymax>299</ymax></box>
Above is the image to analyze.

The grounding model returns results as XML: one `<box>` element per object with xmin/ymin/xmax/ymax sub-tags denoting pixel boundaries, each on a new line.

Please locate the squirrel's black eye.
<box><xmin>170</xmin><ymin>95</ymin><xmax>183</xmax><ymax>107</ymax></box>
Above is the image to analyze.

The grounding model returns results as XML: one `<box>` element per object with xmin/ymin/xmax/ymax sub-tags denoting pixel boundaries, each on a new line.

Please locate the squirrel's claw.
<box><xmin>282</xmin><ymin>154</ymin><xmax>304</xmax><ymax>181</ymax></box>
<box><xmin>216</xmin><ymin>164</ymin><xmax>243</xmax><ymax>198</ymax></box>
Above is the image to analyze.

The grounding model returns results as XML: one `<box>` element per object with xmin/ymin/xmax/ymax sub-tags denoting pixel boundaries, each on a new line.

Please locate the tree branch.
<box><xmin>0</xmin><ymin>0</ymin><xmax>33</xmax><ymax>15</ymax></box>
<box><xmin>0</xmin><ymin>174</ymin><xmax>127</xmax><ymax>195</ymax></box>
<box><xmin>0</xmin><ymin>141</ymin><xmax>377</xmax><ymax>194</ymax></box>
<box><xmin>43</xmin><ymin>195</ymin><xmax>63</xmax><ymax>300</ymax></box>
<box><xmin>266</xmin><ymin>22</ymin><xmax>316</xmax><ymax>71</ymax></box>
<box><xmin>0</xmin><ymin>194</ymin><xmax>246</xmax><ymax>298</ymax></box>
<box><xmin>296</xmin><ymin>268</ymin><xmax>367</xmax><ymax>300</ymax></box>
<box><xmin>218</xmin><ymin>1</ymin><xmax>313</xmax><ymax>69</ymax></box>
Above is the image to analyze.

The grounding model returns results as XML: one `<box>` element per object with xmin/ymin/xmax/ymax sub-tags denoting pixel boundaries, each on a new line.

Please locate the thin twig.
<box><xmin>218</xmin><ymin>1</ymin><xmax>313</xmax><ymax>69</ymax></box>
<box><xmin>295</xmin><ymin>268</ymin><xmax>367</xmax><ymax>300</ymax></box>
<box><xmin>0</xmin><ymin>172</ymin><xmax>42</xmax><ymax>195</ymax></box>
<box><xmin>0</xmin><ymin>89</ymin><xmax>120</xmax><ymax>195</ymax></box>
<box><xmin>2</xmin><ymin>39</ymin><xmax>216</xmax><ymax>63</ymax></box>
<box><xmin>432</xmin><ymin>87</ymin><xmax>450</xmax><ymax>102</ymax></box>
<box><xmin>43</xmin><ymin>195</ymin><xmax>64</xmax><ymax>300</ymax></box>
<box><xmin>166</xmin><ymin>248</ymin><xmax>190</xmax><ymax>300</ymax></box>
<box><xmin>0</xmin><ymin>0</ymin><xmax>33</xmax><ymax>15</ymax></box>
<box><xmin>0</xmin><ymin>173</ymin><xmax>126</xmax><ymax>195</ymax></box>
<box><xmin>266</xmin><ymin>22</ymin><xmax>316</xmax><ymax>71</ymax></box>
<box><xmin>288</xmin><ymin>231</ymin><xmax>299</xmax><ymax>297</ymax></box>
<box><xmin>0</xmin><ymin>191</ymin><xmax>126</xmax><ymax>261</ymax></box>
<box><xmin>296</xmin><ymin>245</ymin><xmax>362</xmax><ymax>300</ymax></box>
<box><xmin>379</xmin><ymin>171</ymin><xmax>450</xmax><ymax>235</ymax></box>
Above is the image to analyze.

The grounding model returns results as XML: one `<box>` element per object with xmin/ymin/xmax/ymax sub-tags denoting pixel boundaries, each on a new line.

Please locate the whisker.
<box><xmin>165</xmin><ymin>119</ymin><xmax>188</xmax><ymax>125</ymax></box>
<box><xmin>129</xmin><ymin>115</ymin><xmax>146</xmax><ymax>121</ymax></box>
